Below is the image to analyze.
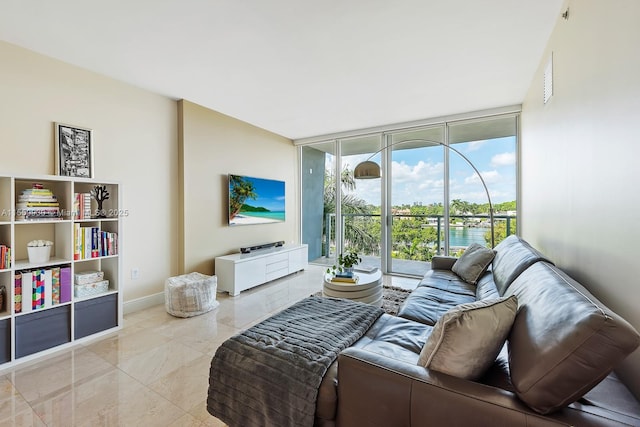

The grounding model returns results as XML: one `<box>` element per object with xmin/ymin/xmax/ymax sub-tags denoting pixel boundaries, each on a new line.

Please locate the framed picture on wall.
<box><xmin>54</xmin><ymin>122</ymin><xmax>94</xmax><ymax>178</ymax></box>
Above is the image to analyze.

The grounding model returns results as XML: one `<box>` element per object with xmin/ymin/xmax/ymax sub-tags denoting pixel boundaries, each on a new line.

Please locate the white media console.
<box><xmin>215</xmin><ymin>244</ymin><xmax>308</xmax><ymax>296</ymax></box>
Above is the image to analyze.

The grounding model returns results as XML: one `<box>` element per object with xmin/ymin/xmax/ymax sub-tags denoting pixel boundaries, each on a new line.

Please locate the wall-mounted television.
<box><xmin>228</xmin><ymin>174</ymin><xmax>285</xmax><ymax>226</ymax></box>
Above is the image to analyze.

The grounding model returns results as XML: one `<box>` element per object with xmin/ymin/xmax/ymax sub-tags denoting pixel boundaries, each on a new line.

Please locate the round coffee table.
<box><xmin>323</xmin><ymin>269</ymin><xmax>383</xmax><ymax>307</ymax></box>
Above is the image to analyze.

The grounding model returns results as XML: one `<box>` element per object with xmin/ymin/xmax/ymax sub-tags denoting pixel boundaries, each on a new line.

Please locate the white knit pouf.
<box><xmin>165</xmin><ymin>272</ymin><xmax>219</xmax><ymax>318</ymax></box>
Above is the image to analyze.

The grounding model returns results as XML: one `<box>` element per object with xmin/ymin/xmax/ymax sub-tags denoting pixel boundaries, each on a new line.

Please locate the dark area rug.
<box><xmin>313</xmin><ymin>285</ymin><xmax>412</xmax><ymax>316</ymax></box>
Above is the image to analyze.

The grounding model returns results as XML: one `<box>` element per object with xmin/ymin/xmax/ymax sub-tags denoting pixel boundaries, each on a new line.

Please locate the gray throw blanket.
<box><xmin>207</xmin><ymin>296</ymin><xmax>384</xmax><ymax>427</ymax></box>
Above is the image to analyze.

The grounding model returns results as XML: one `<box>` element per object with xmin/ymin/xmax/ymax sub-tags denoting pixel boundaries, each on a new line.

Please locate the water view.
<box><xmin>449</xmin><ymin>227</ymin><xmax>490</xmax><ymax>248</ymax></box>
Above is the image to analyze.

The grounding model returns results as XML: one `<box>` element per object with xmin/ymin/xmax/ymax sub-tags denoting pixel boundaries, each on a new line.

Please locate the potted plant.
<box><xmin>327</xmin><ymin>249</ymin><xmax>362</xmax><ymax>276</ymax></box>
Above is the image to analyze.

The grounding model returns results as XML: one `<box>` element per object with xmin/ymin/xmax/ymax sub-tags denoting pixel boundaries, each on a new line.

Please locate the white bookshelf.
<box><xmin>0</xmin><ymin>174</ymin><xmax>122</xmax><ymax>366</ymax></box>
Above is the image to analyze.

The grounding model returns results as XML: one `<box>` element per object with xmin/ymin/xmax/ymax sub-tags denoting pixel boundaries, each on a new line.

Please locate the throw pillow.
<box><xmin>452</xmin><ymin>243</ymin><xmax>496</xmax><ymax>285</ymax></box>
<box><xmin>417</xmin><ymin>295</ymin><xmax>518</xmax><ymax>380</ymax></box>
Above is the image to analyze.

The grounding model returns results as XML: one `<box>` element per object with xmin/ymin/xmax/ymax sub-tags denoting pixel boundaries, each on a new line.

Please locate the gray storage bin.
<box><xmin>75</xmin><ymin>294</ymin><xmax>118</xmax><ymax>339</ymax></box>
<box><xmin>0</xmin><ymin>318</ymin><xmax>10</xmax><ymax>364</ymax></box>
<box><xmin>16</xmin><ymin>305</ymin><xmax>71</xmax><ymax>358</ymax></box>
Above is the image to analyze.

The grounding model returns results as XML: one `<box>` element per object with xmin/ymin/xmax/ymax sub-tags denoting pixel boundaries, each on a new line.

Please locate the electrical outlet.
<box><xmin>131</xmin><ymin>268</ymin><xmax>139</xmax><ymax>280</ymax></box>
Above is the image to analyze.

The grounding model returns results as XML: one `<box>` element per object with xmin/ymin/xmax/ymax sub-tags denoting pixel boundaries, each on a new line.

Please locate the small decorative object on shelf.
<box><xmin>27</xmin><ymin>240</ymin><xmax>53</xmax><ymax>264</ymax></box>
<box><xmin>74</xmin><ymin>280</ymin><xmax>109</xmax><ymax>298</ymax></box>
<box><xmin>91</xmin><ymin>185</ymin><xmax>110</xmax><ymax>218</ymax></box>
<box><xmin>326</xmin><ymin>249</ymin><xmax>362</xmax><ymax>277</ymax></box>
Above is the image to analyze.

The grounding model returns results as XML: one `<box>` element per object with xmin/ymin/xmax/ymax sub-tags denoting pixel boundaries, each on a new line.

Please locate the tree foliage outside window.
<box><xmin>322</xmin><ymin>167</ymin><xmax>516</xmax><ymax>262</ymax></box>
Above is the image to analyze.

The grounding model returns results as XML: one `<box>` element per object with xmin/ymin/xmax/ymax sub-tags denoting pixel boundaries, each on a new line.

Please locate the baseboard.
<box><xmin>123</xmin><ymin>292</ymin><xmax>165</xmax><ymax>315</ymax></box>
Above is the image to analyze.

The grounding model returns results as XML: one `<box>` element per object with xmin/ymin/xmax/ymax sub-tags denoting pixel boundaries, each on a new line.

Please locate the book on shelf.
<box><xmin>60</xmin><ymin>267</ymin><xmax>71</xmax><ymax>303</ymax></box>
<box><xmin>74</xmin><ymin>224</ymin><xmax>118</xmax><ymax>260</ymax></box>
<box><xmin>20</xmin><ymin>271</ymin><xmax>32</xmax><ymax>313</ymax></box>
<box><xmin>73</xmin><ymin>192</ymin><xmax>93</xmax><ymax>219</ymax></box>
<box><xmin>83</xmin><ymin>192</ymin><xmax>91</xmax><ymax>219</ymax></box>
<box><xmin>52</xmin><ymin>267</ymin><xmax>60</xmax><ymax>305</ymax></box>
<box><xmin>14</xmin><ymin>272</ymin><xmax>22</xmax><ymax>313</ymax></box>
<box><xmin>16</xmin><ymin>184</ymin><xmax>61</xmax><ymax>220</ymax></box>
<box><xmin>0</xmin><ymin>245</ymin><xmax>10</xmax><ymax>269</ymax></box>
<box><xmin>13</xmin><ymin>266</ymin><xmax>71</xmax><ymax>313</ymax></box>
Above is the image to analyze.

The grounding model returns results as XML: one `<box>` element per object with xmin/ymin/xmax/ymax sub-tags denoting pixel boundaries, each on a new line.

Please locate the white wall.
<box><xmin>0</xmin><ymin>41</ymin><xmax>179</xmax><ymax>303</ymax></box>
<box><xmin>179</xmin><ymin>100</ymin><xmax>298</xmax><ymax>275</ymax></box>
<box><xmin>521</xmin><ymin>0</ymin><xmax>640</xmax><ymax>397</ymax></box>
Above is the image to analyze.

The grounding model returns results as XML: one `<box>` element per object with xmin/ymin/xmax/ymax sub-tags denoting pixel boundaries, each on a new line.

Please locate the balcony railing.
<box><xmin>323</xmin><ymin>212</ymin><xmax>516</xmax><ymax>259</ymax></box>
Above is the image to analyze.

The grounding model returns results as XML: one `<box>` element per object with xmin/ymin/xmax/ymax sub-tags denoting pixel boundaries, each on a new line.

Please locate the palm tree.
<box><xmin>323</xmin><ymin>166</ymin><xmax>377</xmax><ymax>255</ymax></box>
<box><xmin>229</xmin><ymin>176</ymin><xmax>257</xmax><ymax>220</ymax></box>
<box><xmin>450</xmin><ymin>199</ymin><xmax>465</xmax><ymax>215</ymax></box>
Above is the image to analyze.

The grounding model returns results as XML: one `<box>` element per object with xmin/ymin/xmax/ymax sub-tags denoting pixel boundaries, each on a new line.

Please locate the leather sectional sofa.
<box><xmin>316</xmin><ymin>235</ymin><xmax>640</xmax><ymax>426</ymax></box>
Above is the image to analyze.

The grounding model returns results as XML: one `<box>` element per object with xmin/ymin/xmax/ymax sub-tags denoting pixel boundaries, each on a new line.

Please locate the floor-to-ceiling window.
<box><xmin>339</xmin><ymin>135</ymin><xmax>382</xmax><ymax>270</ymax></box>
<box><xmin>446</xmin><ymin>116</ymin><xmax>518</xmax><ymax>256</ymax></box>
<box><xmin>387</xmin><ymin>127</ymin><xmax>445</xmax><ymax>275</ymax></box>
<box><xmin>299</xmin><ymin>110</ymin><xmax>518</xmax><ymax>277</ymax></box>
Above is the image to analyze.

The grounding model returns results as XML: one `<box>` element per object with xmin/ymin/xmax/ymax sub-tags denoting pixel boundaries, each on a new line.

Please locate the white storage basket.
<box><xmin>165</xmin><ymin>272</ymin><xmax>218</xmax><ymax>318</ymax></box>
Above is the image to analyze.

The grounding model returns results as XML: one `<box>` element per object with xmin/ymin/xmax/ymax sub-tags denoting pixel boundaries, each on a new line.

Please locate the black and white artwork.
<box><xmin>55</xmin><ymin>123</ymin><xmax>93</xmax><ymax>178</ymax></box>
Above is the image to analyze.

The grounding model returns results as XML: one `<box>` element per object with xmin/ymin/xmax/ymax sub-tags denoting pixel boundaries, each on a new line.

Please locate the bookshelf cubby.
<box><xmin>0</xmin><ymin>174</ymin><xmax>122</xmax><ymax>368</ymax></box>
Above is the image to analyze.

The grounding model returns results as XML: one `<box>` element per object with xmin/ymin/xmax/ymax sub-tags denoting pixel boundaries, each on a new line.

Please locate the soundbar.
<box><xmin>240</xmin><ymin>241</ymin><xmax>285</xmax><ymax>253</ymax></box>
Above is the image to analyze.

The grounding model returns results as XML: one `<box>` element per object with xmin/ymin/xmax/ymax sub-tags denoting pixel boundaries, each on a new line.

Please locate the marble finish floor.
<box><xmin>0</xmin><ymin>265</ymin><xmax>419</xmax><ymax>426</ymax></box>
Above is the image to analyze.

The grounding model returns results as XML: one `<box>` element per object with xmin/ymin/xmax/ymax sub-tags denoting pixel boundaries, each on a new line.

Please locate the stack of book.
<box><xmin>331</xmin><ymin>272</ymin><xmax>359</xmax><ymax>284</ymax></box>
<box><xmin>0</xmin><ymin>245</ymin><xmax>10</xmax><ymax>269</ymax></box>
<box><xmin>14</xmin><ymin>266</ymin><xmax>72</xmax><ymax>313</ymax></box>
<box><xmin>16</xmin><ymin>183</ymin><xmax>61</xmax><ymax>220</ymax></box>
<box><xmin>73</xmin><ymin>192</ymin><xmax>93</xmax><ymax>219</ymax></box>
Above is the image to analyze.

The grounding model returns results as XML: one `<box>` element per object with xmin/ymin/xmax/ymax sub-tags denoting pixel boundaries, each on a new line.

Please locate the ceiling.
<box><xmin>0</xmin><ymin>0</ymin><xmax>564</xmax><ymax>140</ymax></box>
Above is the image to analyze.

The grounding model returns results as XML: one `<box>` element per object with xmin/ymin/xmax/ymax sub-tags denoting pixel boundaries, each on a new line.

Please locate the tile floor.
<box><xmin>0</xmin><ymin>265</ymin><xmax>419</xmax><ymax>426</ymax></box>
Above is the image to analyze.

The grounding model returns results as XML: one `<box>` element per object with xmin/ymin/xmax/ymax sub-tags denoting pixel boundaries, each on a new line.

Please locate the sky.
<box><xmin>232</xmin><ymin>175</ymin><xmax>285</xmax><ymax>211</ymax></box>
<box><xmin>338</xmin><ymin>137</ymin><xmax>516</xmax><ymax>206</ymax></box>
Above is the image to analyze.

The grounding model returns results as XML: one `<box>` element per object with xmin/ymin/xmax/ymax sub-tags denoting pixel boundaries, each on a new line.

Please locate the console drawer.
<box><xmin>266</xmin><ymin>259</ymin><xmax>289</xmax><ymax>274</ymax></box>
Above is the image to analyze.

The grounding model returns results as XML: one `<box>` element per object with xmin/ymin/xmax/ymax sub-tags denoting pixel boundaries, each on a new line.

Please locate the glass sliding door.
<box><xmin>339</xmin><ymin>135</ymin><xmax>382</xmax><ymax>271</ymax></box>
<box><xmin>446</xmin><ymin>116</ymin><xmax>518</xmax><ymax>253</ymax></box>
<box><xmin>387</xmin><ymin>127</ymin><xmax>445</xmax><ymax>276</ymax></box>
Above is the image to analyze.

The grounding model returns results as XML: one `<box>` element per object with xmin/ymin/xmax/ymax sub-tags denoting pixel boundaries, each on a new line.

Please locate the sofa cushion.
<box><xmin>398</xmin><ymin>281</ymin><xmax>476</xmax><ymax>326</ymax></box>
<box><xmin>417</xmin><ymin>295</ymin><xmax>518</xmax><ymax>380</ymax></box>
<box><xmin>475</xmin><ymin>271</ymin><xmax>500</xmax><ymax>300</ymax></box>
<box><xmin>416</xmin><ymin>269</ymin><xmax>478</xmax><ymax>295</ymax></box>
<box><xmin>316</xmin><ymin>314</ymin><xmax>431</xmax><ymax>423</ymax></box>
<box><xmin>451</xmin><ymin>243</ymin><xmax>496</xmax><ymax>285</ymax></box>
<box><xmin>505</xmin><ymin>262</ymin><xmax>640</xmax><ymax>414</ymax></box>
<box><xmin>492</xmin><ymin>235</ymin><xmax>553</xmax><ymax>295</ymax></box>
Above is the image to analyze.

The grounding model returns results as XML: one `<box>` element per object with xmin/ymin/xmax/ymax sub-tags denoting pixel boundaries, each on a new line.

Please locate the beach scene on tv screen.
<box><xmin>229</xmin><ymin>174</ymin><xmax>285</xmax><ymax>226</ymax></box>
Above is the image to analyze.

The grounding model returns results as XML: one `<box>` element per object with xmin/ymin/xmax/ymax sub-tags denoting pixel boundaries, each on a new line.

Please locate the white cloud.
<box><xmin>349</xmin><ymin>160</ymin><xmax>447</xmax><ymax>205</ymax></box>
<box><xmin>491</xmin><ymin>152</ymin><xmax>515</xmax><ymax>167</ymax></box>
<box><xmin>465</xmin><ymin>170</ymin><xmax>500</xmax><ymax>185</ymax></box>
<box><xmin>337</xmin><ymin>154</ymin><xmax>514</xmax><ymax>206</ymax></box>
<box><xmin>465</xmin><ymin>140</ymin><xmax>488</xmax><ymax>151</ymax></box>
<box><xmin>392</xmin><ymin>160</ymin><xmax>443</xmax><ymax>183</ymax></box>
